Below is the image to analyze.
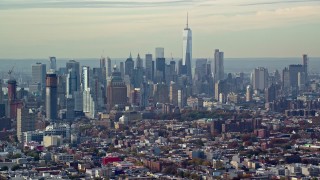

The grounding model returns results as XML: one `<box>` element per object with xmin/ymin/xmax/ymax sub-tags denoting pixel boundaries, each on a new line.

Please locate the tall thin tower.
<box><xmin>46</xmin><ymin>70</ymin><xmax>58</xmax><ymax>121</ymax></box>
<box><xmin>182</xmin><ymin>13</ymin><xmax>192</xmax><ymax>81</ymax></box>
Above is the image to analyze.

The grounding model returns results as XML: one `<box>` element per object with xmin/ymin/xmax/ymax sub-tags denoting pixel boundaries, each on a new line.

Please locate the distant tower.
<box><xmin>125</xmin><ymin>53</ymin><xmax>134</xmax><ymax>78</ymax></box>
<box><xmin>7</xmin><ymin>79</ymin><xmax>17</xmax><ymax>102</ymax></box>
<box><xmin>46</xmin><ymin>71</ymin><xmax>58</xmax><ymax>121</ymax></box>
<box><xmin>213</xmin><ymin>49</ymin><xmax>224</xmax><ymax>82</ymax></box>
<box><xmin>182</xmin><ymin>13</ymin><xmax>192</xmax><ymax>82</ymax></box>
<box><xmin>155</xmin><ymin>48</ymin><xmax>164</xmax><ymax>59</ymax></box>
<box><xmin>32</xmin><ymin>62</ymin><xmax>47</xmax><ymax>90</ymax></box>
<box><xmin>49</xmin><ymin>57</ymin><xmax>57</xmax><ymax>71</ymax></box>
<box><xmin>120</xmin><ymin>62</ymin><xmax>124</xmax><ymax>78</ymax></box>
<box><xmin>246</xmin><ymin>85</ymin><xmax>253</xmax><ymax>102</ymax></box>
<box><xmin>17</xmin><ymin>107</ymin><xmax>35</xmax><ymax>142</ymax></box>
<box><xmin>170</xmin><ymin>81</ymin><xmax>178</xmax><ymax>106</ymax></box>
<box><xmin>136</xmin><ymin>53</ymin><xmax>143</xmax><ymax>69</ymax></box>
<box><xmin>145</xmin><ymin>54</ymin><xmax>153</xmax><ymax>81</ymax></box>
<box><xmin>66</xmin><ymin>60</ymin><xmax>80</xmax><ymax>92</ymax></box>
<box><xmin>107</xmin><ymin>57</ymin><xmax>112</xmax><ymax>77</ymax></box>
<box><xmin>302</xmin><ymin>54</ymin><xmax>308</xmax><ymax>83</ymax></box>
<box><xmin>302</xmin><ymin>54</ymin><xmax>308</xmax><ymax>75</ymax></box>
<box><xmin>107</xmin><ymin>66</ymin><xmax>127</xmax><ymax>111</ymax></box>
<box><xmin>100</xmin><ymin>56</ymin><xmax>107</xmax><ymax>90</ymax></box>
<box><xmin>252</xmin><ymin>67</ymin><xmax>269</xmax><ymax>91</ymax></box>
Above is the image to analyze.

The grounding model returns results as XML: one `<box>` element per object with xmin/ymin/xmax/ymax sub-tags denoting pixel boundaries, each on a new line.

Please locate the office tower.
<box><xmin>246</xmin><ymin>85</ymin><xmax>253</xmax><ymax>102</ymax></box>
<box><xmin>125</xmin><ymin>53</ymin><xmax>134</xmax><ymax>78</ymax></box>
<box><xmin>107</xmin><ymin>66</ymin><xmax>127</xmax><ymax>111</ymax></box>
<box><xmin>165</xmin><ymin>64</ymin><xmax>171</xmax><ymax>84</ymax></box>
<box><xmin>100</xmin><ymin>56</ymin><xmax>106</xmax><ymax>70</ymax></box>
<box><xmin>155</xmin><ymin>57</ymin><xmax>166</xmax><ymax>83</ymax></box>
<box><xmin>7</xmin><ymin>79</ymin><xmax>17</xmax><ymax>102</ymax></box>
<box><xmin>120</xmin><ymin>62</ymin><xmax>124</xmax><ymax>79</ymax></box>
<box><xmin>153</xmin><ymin>83</ymin><xmax>169</xmax><ymax>104</ymax></box>
<box><xmin>7</xmin><ymin>78</ymin><xmax>21</xmax><ymax>119</ymax></box>
<box><xmin>49</xmin><ymin>57</ymin><xmax>57</xmax><ymax>71</ymax></box>
<box><xmin>133</xmin><ymin>54</ymin><xmax>144</xmax><ymax>88</ymax></box>
<box><xmin>81</xmin><ymin>66</ymin><xmax>90</xmax><ymax>91</ymax></box>
<box><xmin>57</xmin><ymin>75</ymin><xmax>66</xmax><ymax>110</ymax></box>
<box><xmin>17</xmin><ymin>107</ymin><xmax>35</xmax><ymax>142</ymax></box>
<box><xmin>66</xmin><ymin>97</ymin><xmax>75</xmax><ymax>120</ymax></box>
<box><xmin>195</xmin><ymin>59</ymin><xmax>207</xmax><ymax>80</ymax></box>
<box><xmin>145</xmin><ymin>54</ymin><xmax>153</xmax><ymax>81</ymax></box>
<box><xmin>252</xmin><ymin>67</ymin><xmax>269</xmax><ymax>91</ymax></box>
<box><xmin>100</xmin><ymin>56</ymin><xmax>107</xmax><ymax>91</ymax></box>
<box><xmin>136</xmin><ymin>53</ymin><xmax>143</xmax><ymax>68</ymax></box>
<box><xmin>177</xmin><ymin>89</ymin><xmax>186</xmax><ymax>108</ymax></box>
<box><xmin>302</xmin><ymin>54</ymin><xmax>308</xmax><ymax>77</ymax></box>
<box><xmin>32</xmin><ymin>63</ymin><xmax>46</xmax><ymax>90</ymax></box>
<box><xmin>170</xmin><ymin>81</ymin><xmax>178</xmax><ymax>106</ymax></box>
<box><xmin>130</xmin><ymin>88</ymin><xmax>141</xmax><ymax>107</ymax></box>
<box><xmin>66</xmin><ymin>60</ymin><xmax>80</xmax><ymax>92</ymax></box>
<box><xmin>265</xmin><ymin>84</ymin><xmax>277</xmax><ymax>103</ymax></box>
<box><xmin>214</xmin><ymin>80</ymin><xmax>228</xmax><ymax>101</ymax></box>
<box><xmin>107</xmin><ymin>57</ymin><xmax>112</xmax><ymax>77</ymax></box>
<box><xmin>141</xmin><ymin>79</ymin><xmax>151</xmax><ymax>108</ymax></box>
<box><xmin>91</xmin><ymin>71</ymin><xmax>104</xmax><ymax>110</ymax></box>
<box><xmin>213</xmin><ymin>49</ymin><xmax>224</xmax><ymax>82</ymax></box>
<box><xmin>66</xmin><ymin>69</ymin><xmax>77</xmax><ymax>97</ymax></box>
<box><xmin>282</xmin><ymin>67</ymin><xmax>290</xmax><ymax>90</ymax></box>
<box><xmin>289</xmin><ymin>64</ymin><xmax>304</xmax><ymax>89</ymax></box>
<box><xmin>182</xmin><ymin>14</ymin><xmax>192</xmax><ymax>81</ymax></box>
<box><xmin>46</xmin><ymin>71</ymin><xmax>58</xmax><ymax>121</ymax></box>
<box><xmin>155</xmin><ymin>47</ymin><xmax>164</xmax><ymax>59</ymax></box>
<box><xmin>298</xmin><ymin>72</ymin><xmax>306</xmax><ymax>91</ymax></box>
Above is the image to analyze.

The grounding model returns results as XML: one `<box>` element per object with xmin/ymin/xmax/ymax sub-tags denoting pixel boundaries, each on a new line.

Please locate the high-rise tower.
<box><xmin>182</xmin><ymin>13</ymin><xmax>192</xmax><ymax>81</ymax></box>
<box><xmin>32</xmin><ymin>63</ymin><xmax>47</xmax><ymax>90</ymax></box>
<box><xmin>213</xmin><ymin>49</ymin><xmax>224</xmax><ymax>82</ymax></box>
<box><xmin>107</xmin><ymin>66</ymin><xmax>127</xmax><ymax>111</ymax></box>
<box><xmin>49</xmin><ymin>57</ymin><xmax>56</xmax><ymax>71</ymax></box>
<box><xmin>46</xmin><ymin>70</ymin><xmax>58</xmax><ymax>121</ymax></box>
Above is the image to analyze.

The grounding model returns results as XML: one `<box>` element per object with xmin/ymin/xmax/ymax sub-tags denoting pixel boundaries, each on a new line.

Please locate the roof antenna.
<box><xmin>186</xmin><ymin>12</ymin><xmax>189</xmax><ymax>29</ymax></box>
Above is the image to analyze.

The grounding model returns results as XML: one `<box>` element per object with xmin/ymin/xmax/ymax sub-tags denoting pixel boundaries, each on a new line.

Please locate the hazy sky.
<box><xmin>0</xmin><ymin>0</ymin><xmax>319</xmax><ymax>59</ymax></box>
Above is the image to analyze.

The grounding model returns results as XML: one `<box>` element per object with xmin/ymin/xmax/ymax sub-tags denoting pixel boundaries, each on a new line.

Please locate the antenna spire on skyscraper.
<box><xmin>186</xmin><ymin>12</ymin><xmax>189</xmax><ymax>29</ymax></box>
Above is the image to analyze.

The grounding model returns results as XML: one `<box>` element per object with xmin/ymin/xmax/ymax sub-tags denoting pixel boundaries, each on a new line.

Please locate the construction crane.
<box><xmin>8</xmin><ymin>66</ymin><xmax>15</xmax><ymax>80</ymax></box>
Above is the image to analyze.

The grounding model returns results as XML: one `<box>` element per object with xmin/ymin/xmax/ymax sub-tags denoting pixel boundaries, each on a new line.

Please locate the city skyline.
<box><xmin>0</xmin><ymin>0</ymin><xmax>320</xmax><ymax>58</ymax></box>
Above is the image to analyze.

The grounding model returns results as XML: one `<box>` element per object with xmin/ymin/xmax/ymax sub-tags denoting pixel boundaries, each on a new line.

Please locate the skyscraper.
<box><xmin>302</xmin><ymin>54</ymin><xmax>308</xmax><ymax>76</ymax></box>
<box><xmin>289</xmin><ymin>64</ymin><xmax>304</xmax><ymax>89</ymax></box>
<box><xmin>155</xmin><ymin>57</ymin><xmax>166</xmax><ymax>83</ymax></box>
<box><xmin>107</xmin><ymin>66</ymin><xmax>127</xmax><ymax>111</ymax></box>
<box><xmin>49</xmin><ymin>57</ymin><xmax>57</xmax><ymax>71</ymax></box>
<box><xmin>302</xmin><ymin>54</ymin><xmax>308</xmax><ymax>83</ymax></box>
<box><xmin>213</xmin><ymin>49</ymin><xmax>224</xmax><ymax>82</ymax></box>
<box><xmin>66</xmin><ymin>60</ymin><xmax>80</xmax><ymax>92</ymax></box>
<box><xmin>155</xmin><ymin>48</ymin><xmax>164</xmax><ymax>59</ymax></box>
<box><xmin>136</xmin><ymin>53</ymin><xmax>143</xmax><ymax>69</ymax></box>
<box><xmin>32</xmin><ymin>63</ymin><xmax>47</xmax><ymax>90</ymax></box>
<box><xmin>46</xmin><ymin>70</ymin><xmax>58</xmax><ymax>121</ymax></box>
<box><xmin>120</xmin><ymin>62</ymin><xmax>124</xmax><ymax>78</ymax></box>
<box><xmin>182</xmin><ymin>14</ymin><xmax>192</xmax><ymax>81</ymax></box>
<box><xmin>107</xmin><ymin>57</ymin><xmax>112</xmax><ymax>77</ymax></box>
<box><xmin>145</xmin><ymin>54</ymin><xmax>153</xmax><ymax>81</ymax></box>
<box><xmin>17</xmin><ymin>107</ymin><xmax>35</xmax><ymax>142</ymax></box>
<box><xmin>125</xmin><ymin>53</ymin><xmax>134</xmax><ymax>78</ymax></box>
<box><xmin>252</xmin><ymin>67</ymin><xmax>269</xmax><ymax>91</ymax></box>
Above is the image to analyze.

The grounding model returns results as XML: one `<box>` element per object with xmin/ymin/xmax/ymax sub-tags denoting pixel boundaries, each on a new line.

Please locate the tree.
<box><xmin>0</xmin><ymin>166</ymin><xmax>8</xmax><ymax>171</ymax></box>
<box><xmin>11</xmin><ymin>165</ymin><xmax>20</xmax><ymax>171</ymax></box>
